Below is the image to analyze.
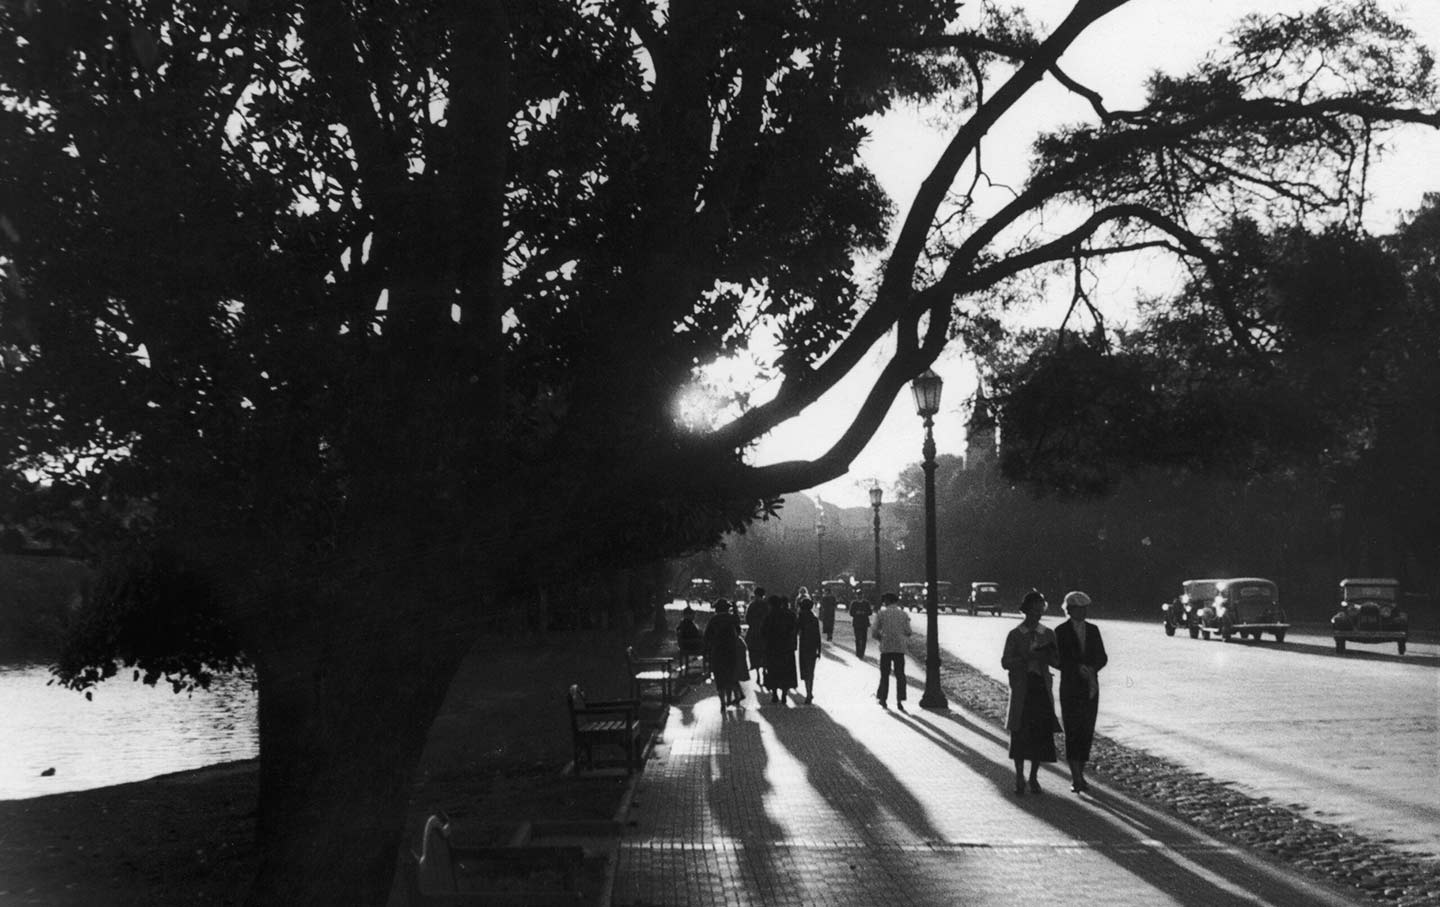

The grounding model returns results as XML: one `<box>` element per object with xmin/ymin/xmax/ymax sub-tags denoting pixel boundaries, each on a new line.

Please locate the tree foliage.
<box><xmin>984</xmin><ymin>197</ymin><xmax>1440</xmax><ymax>582</ymax></box>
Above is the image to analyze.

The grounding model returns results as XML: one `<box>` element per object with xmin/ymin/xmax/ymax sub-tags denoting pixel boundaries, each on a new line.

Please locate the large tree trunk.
<box><xmin>243</xmin><ymin>566</ymin><xmax>478</xmax><ymax>906</ymax></box>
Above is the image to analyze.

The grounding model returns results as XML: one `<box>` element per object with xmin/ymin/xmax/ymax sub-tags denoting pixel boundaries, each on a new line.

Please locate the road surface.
<box><xmin>929</xmin><ymin>611</ymin><xmax>1440</xmax><ymax>857</ymax></box>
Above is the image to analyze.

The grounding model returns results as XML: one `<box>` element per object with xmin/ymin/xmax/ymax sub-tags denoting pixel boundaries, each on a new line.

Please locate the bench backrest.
<box><xmin>416</xmin><ymin>813</ymin><xmax>456</xmax><ymax>893</ymax></box>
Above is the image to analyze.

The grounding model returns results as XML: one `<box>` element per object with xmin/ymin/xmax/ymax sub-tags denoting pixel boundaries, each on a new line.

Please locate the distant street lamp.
<box><xmin>911</xmin><ymin>368</ymin><xmax>948</xmax><ymax>711</ymax></box>
<box><xmin>815</xmin><ymin>520</ymin><xmax>826</xmax><ymax>591</ymax></box>
<box><xmin>869</xmin><ymin>484</ymin><xmax>884</xmax><ymax>599</ymax></box>
<box><xmin>1329</xmin><ymin>502</ymin><xmax>1345</xmax><ymax>573</ymax></box>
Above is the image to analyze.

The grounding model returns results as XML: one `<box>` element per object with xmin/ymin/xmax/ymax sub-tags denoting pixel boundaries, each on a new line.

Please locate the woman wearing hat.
<box><xmin>1056</xmin><ymin>590</ymin><xmax>1108</xmax><ymax>793</ymax></box>
<box><xmin>704</xmin><ymin>599</ymin><xmax>748</xmax><ymax>708</ymax></box>
<box><xmin>1001</xmin><ymin>590</ymin><xmax>1060</xmax><ymax>794</ymax></box>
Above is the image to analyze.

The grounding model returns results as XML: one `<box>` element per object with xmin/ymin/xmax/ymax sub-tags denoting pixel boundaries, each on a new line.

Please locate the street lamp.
<box><xmin>815</xmin><ymin>520</ymin><xmax>826</xmax><ymax>591</ymax></box>
<box><xmin>869</xmin><ymin>484</ymin><xmax>884</xmax><ymax>598</ymax></box>
<box><xmin>911</xmin><ymin>368</ymin><xmax>948</xmax><ymax>710</ymax></box>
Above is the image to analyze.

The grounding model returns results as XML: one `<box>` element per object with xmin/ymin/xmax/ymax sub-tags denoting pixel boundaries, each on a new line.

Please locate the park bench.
<box><xmin>676</xmin><ymin>635</ymin><xmax>707</xmax><ymax>680</ymax></box>
<box><xmin>565</xmin><ymin>683</ymin><xmax>642</xmax><ymax>774</ymax></box>
<box><xmin>625</xmin><ymin>645</ymin><xmax>675</xmax><ymax>705</ymax></box>
<box><xmin>405</xmin><ymin>812</ymin><xmax>585</xmax><ymax>906</ymax></box>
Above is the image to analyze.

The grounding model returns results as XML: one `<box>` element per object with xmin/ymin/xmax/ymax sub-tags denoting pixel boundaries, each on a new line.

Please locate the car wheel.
<box><xmin>1335</xmin><ymin>639</ymin><xmax>1346</xmax><ymax>654</ymax></box>
<box><xmin>1274</xmin><ymin>630</ymin><xmax>1285</xmax><ymax>644</ymax></box>
<box><xmin>1165</xmin><ymin>623</ymin><xmax>1176</xmax><ymax>637</ymax></box>
<box><xmin>1398</xmin><ymin>640</ymin><xmax>1406</xmax><ymax>655</ymax></box>
<box><xmin>1201</xmin><ymin>630</ymin><xmax>1210</xmax><ymax>640</ymax></box>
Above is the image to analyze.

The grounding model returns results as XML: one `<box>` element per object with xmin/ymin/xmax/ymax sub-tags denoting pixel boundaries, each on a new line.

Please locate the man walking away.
<box><xmin>850</xmin><ymin>597</ymin><xmax>873</xmax><ymax>659</ymax></box>
<box><xmin>819</xmin><ymin>591</ymin><xmax>838</xmax><ymax>641</ymax></box>
<box><xmin>872</xmin><ymin>592</ymin><xmax>911</xmax><ymax>711</ymax></box>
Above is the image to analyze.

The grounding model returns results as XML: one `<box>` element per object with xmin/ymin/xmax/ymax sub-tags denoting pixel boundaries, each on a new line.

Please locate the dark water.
<box><xmin>0</xmin><ymin>662</ymin><xmax>258</xmax><ymax>799</ymax></box>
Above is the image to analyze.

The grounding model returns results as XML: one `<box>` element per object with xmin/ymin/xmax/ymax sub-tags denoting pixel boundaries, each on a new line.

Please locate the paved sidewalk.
<box><xmin>610</xmin><ymin>625</ymin><xmax>1365</xmax><ymax>907</ymax></box>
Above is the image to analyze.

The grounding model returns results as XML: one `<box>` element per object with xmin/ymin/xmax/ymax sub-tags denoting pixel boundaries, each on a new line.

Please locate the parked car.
<box><xmin>686</xmin><ymin>578</ymin><xmax>716</xmax><ymax>604</ymax></box>
<box><xmin>1192</xmin><ymin>577</ymin><xmax>1288</xmax><ymax>643</ymax></box>
<box><xmin>1331</xmin><ymin>577</ymin><xmax>1408</xmax><ymax>654</ymax></box>
<box><xmin>893</xmin><ymin>581</ymin><xmax>959</xmax><ymax>611</ymax></box>
<box><xmin>1161</xmin><ymin>578</ymin><xmax>1224</xmax><ymax>638</ymax></box>
<box><xmin>968</xmin><ymin>582</ymin><xmax>1005</xmax><ymax>616</ymax></box>
<box><xmin>898</xmin><ymin>582</ymin><xmax>924</xmax><ymax>611</ymax></box>
<box><xmin>932</xmin><ymin>580</ymin><xmax>960</xmax><ymax>611</ymax></box>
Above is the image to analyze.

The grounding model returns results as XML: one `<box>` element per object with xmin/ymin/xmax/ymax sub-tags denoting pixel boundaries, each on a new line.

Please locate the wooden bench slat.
<box><xmin>567</xmin><ymin>683</ymin><xmax>641</xmax><ymax>774</ymax></box>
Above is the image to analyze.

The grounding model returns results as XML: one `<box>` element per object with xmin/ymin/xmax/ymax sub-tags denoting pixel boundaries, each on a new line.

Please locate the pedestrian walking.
<box><xmin>676</xmin><ymin>606</ymin><xmax>704</xmax><ymax>665</ymax></box>
<box><xmin>1002</xmin><ymin>590</ymin><xmax>1059</xmax><ymax>795</ymax></box>
<box><xmin>1056</xmin><ymin>590</ymin><xmax>1107</xmax><ymax>793</ymax></box>
<box><xmin>797</xmin><ymin>597</ymin><xmax>822</xmax><ymax>704</ymax></box>
<box><xmin>763</xmin><ymin>596</ymin><xmax>799</xmax><ymax>704</ymax></box>
<box><xmin>703</xmin><ymin>599</ymin><xmax>747</xmax><ymax>708</ymax></box>
<box><xmin>850</xmin><ymin>597</ymin><xmax>873</xmax><ymax>659</ymax></box>
<box><xmin>744</xmin><ymin>592</ymin><xmax>771</xmax><ymax>693</ymax></box>
<box><xmin>819</xmin><ymin>591</ymin><xmax>838</xmax><ymax>641</ymax></box>
<box><xmin>872</xmin><ymin>592</ymin><xmax>911</xmax><ymax>710</ymax></box>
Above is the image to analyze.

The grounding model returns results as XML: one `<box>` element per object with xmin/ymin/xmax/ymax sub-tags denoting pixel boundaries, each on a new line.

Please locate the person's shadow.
<box><xmin>761</xmin><ymin>705</ymin><xmax>945</xmax><ymax>844</ymax></box>
<box><xmin>706</xmin><ymin>716</ymin><xmax>786</xmax><ymax>879</ymax></box>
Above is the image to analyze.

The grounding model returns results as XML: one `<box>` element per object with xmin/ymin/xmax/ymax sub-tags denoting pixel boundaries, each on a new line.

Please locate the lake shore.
<box><xmin>0</xmin><ymin>760</ymin><xmax>261</xmax><ymax>906</ymax></box>
<box><xmin>0</xmin><ymin>626</ymin><xmax>651</xmax><ymax>905</ymax></box>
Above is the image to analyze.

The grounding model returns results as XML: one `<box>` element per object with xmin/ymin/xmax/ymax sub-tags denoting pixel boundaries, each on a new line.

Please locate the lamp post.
<box><xmin>912</xmin><ymin>368</ymin><xmax>948</xmax><ymax>710</ymax></box>
<box><xmin>1329</xmin><ymin>502</ymin><xmax>1345</xmax><ymax>573</ymax></box>
<box><xmin>869</xmin><ymin>484</ymin><xmax>884</xmax><ymax>598</ymax></box>
<box><xmin>815</xmin><ymin>520</ymin><xmax>826</xmax><ymax>592</ymax></box>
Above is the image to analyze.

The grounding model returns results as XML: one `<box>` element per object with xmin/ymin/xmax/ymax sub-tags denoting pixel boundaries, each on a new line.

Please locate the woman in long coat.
<box><xmin>743</xmin><ymin>593</ymin><xmax>771</xmax><ymax>691</ymax></box>
<box><xmin>1001</xmin><ymin>590</ymin><xmax>1059</xmax><ymax>795</ymax></box>
<box><xmin>703</xmin><ymin>599</ymin><xmax>747</xmax><ymax>708</ymax></box>
<box><xmin>761</xmin><ymin>595</ymin><xmax>799</xmax><ymax>704</ymax></box>
<box><xmin>1056</xmin><ymin>590</ymin><xmax>1107</xmax><ymax>793</ymax></box>
<box><xmin>796</xmin><ymin>598</ymin><xmax>822</xmax><ymax>704</ymax></box>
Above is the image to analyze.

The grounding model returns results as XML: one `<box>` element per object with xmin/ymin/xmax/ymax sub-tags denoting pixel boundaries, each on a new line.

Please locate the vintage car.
<box><xmin>686</xmin><ymin>578</ymin><xmax>716</xmax><ymax>603</ymax></box>
<box><xmin>1192</xmin><ymin>577</ymin><xmax>1288</xmax><ymax>643</ymax></box>
<box><xmin>898</xmin><ymin>582</ymin><xmax>924</xmax><ymax>611</ymax></box>
<box><xmin>1331</xmin><ymin>577</ymin><xmax>1408</xmax><ymax>654</ymax></box>
<box><xmin>896</xmin><ymin>581</ymin><xmax>959</xmax><ymax>611</ymax></box>
<box><xmin>968</xmin><ymin>581</ymin><xmax>1005</xmax><ymax>616</ymax></box>
<box><xmin>1161</xmin><ymin>578</ymin><xmax>1224</xmax><ymax>637</ymax></box>
<box><xmin>932</xmin><ymin>580</ymin><xmax>960</xmax><ymax>611</ymax></box>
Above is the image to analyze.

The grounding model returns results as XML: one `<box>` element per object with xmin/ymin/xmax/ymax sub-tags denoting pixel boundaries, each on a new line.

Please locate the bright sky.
<box><xmin>749</xmin><ymin>0</ymin><xmax>1440</xmax><ymax>508</ymax></box>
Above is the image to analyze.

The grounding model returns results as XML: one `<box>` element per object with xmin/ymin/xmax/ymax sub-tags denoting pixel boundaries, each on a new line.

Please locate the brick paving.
<box><xmin>611</xmin><ymin>628</ymin><xmax>1366</xmax><ymax>907</ymax></box>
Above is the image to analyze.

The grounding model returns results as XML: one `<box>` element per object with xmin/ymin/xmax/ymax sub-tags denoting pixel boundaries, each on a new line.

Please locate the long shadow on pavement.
<box><xmin>760</xmin><ymin>700</ymin><xmax>946</xmax><ymax>847</ymax></box>
<box><xmin>889</xmin><ymin>706</ymin><xmax>1356</xmax><ymax>907</ymax></box>
<box><xmin>707</xmin><ymin>706</ymin><xmax>788</xmax><ymax>885</ymax></box>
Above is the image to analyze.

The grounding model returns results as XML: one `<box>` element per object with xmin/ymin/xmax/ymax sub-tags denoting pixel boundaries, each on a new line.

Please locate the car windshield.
<box><xmin>1229</xmin><ymin>582</ymin><xmax>1276</xmax><ymax>602</ymax></box>
<box><xmin>1343</xmin><ymin>585</ymin><xmax>1397</xmax><ymax>602</ymax></box>
<box><xmin>1183</xmin><ymin>581</ymin><xmax>1220</xmax><ymax>600</ymax></box>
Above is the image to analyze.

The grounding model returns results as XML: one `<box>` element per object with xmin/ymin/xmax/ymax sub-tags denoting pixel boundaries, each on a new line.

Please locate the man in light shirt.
<box><xmin>871</xmin><ymin>592</ymin><xmax>912</xmax><ymax>711</ymax></box>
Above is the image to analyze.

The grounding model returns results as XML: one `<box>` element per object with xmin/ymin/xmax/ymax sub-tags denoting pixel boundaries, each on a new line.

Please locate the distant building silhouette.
<box><xmin>965</xmin><ymin>382</ymin><xmax>998</xmax><ymax>473</ymax></box>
